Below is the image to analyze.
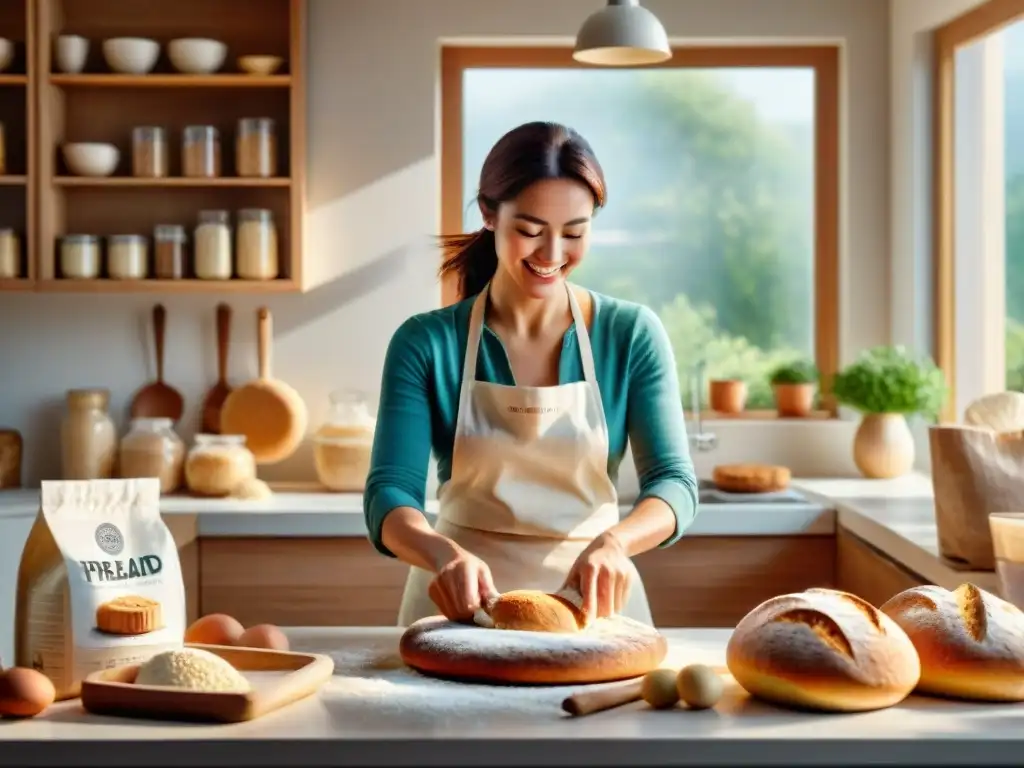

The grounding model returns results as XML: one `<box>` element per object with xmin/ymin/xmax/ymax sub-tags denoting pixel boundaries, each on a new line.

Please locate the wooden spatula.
<box><xmin>201</xmin><ymin>303</ymin><xmax>234</xmax><ymax>433</ymax></box>
<box><xmin>129</xmin><ymin>304</ymin><xmax>184</xmax><ymax>424</ymax></box>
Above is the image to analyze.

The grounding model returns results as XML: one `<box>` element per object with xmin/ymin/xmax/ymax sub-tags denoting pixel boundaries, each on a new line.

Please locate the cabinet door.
<box><xmin>0</xmin><ymin>516</ymin><xmax>34</xmax><ymax>665</ymax></box>
<box><xmin>835</xmin><ymin>528</ymin><xmax>929</xmax><ymax>606</ymax></box>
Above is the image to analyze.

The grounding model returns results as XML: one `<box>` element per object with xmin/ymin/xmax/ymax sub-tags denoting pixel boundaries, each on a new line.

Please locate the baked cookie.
<box><xmin>96</xmin><ymin>595</ymin><xmax>162</xmax><ymax>635</ymax></box>
<box><xmin>712</xmin><ymin>464</ymin><xmax>791</xmax><ymax>494</ymax></box>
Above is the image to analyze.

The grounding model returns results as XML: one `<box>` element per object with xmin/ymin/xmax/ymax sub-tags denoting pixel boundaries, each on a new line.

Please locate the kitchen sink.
<box><xmin>696</xmin><ymin>479</ymin><xmax>810</xmax><ymax>505</ymax></box>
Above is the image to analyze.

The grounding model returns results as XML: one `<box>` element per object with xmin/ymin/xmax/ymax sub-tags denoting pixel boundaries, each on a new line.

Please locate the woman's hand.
<box><xmin>428</xmin><ymin>544</ymin><xmax>499</xmax><ymax>623</ymax></box>
<box><xmin>563</xmin><ymin>531</ymin><xmax>632</xmax><ymax>620</ymax></box>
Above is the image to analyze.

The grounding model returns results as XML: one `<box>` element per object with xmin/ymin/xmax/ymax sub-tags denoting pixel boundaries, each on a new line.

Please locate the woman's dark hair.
<box><xmin>439</xmin><ymin>121</ymin><xmax>607</xmax><ymax>299</ymax></box>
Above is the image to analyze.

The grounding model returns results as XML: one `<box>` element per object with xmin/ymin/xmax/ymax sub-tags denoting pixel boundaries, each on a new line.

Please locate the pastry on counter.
<box><xmin>712</xmin><ymin>464</ymin><xmax>791</xmax><ymax>494</ymax></box>
<box><xmin>726</xmin><ymin>587</ymin><xmax>920</xmax><ymax>712</ymax></box>
<box><xmin>880</xmin><ymin>582</ymin><xmax>1024</xmax><ymax>702</ymax></box>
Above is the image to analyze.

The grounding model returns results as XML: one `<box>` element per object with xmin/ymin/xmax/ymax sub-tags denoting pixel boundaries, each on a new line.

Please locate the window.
<box><xmin>441</xmin><ymin>46</ymin><xmax>839</xmax><ymax>415</ymax></box>
<box><xmin>933</xmin><ymin>0</ymin><xmax>1024</xmax><ymax>422</ymax></box>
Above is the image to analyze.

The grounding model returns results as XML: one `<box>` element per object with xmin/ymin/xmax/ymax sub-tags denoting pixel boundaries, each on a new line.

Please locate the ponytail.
<box><xmin>437</xmin><ymin>228</ymin><xmax>497</xmax><ymax>301</ymax></box>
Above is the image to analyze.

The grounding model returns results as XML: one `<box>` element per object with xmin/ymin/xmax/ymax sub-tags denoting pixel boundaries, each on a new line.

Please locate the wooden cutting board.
<box><xmin>80</xmin><ymin>643</ymin><xmax>334</xmax><ymax>723</ymax></box>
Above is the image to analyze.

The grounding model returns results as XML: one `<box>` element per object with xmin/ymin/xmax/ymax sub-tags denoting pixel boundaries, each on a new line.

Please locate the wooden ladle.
<box><xmin>201</xmin><ymin>303</ymin><xmax>234</xmax><ymax>433</ymax></box>
<box><xmin>130</xmin><ymin>303</ymin><xmax>184</xmax><ymax>424</ymax></box>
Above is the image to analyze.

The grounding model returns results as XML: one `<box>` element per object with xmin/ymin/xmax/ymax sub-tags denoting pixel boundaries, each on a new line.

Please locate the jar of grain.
<box><xmin>182</xmin><ymin>125</ymin><xmax>221</xmax><ymax>178</ymax></box>
<box><xmin>185</xmin><ymin>434</ymin><xmax>257</xmax><ymax>497</ymax></box>
<box><xmin>60</xmin><ymin>388</ymin><xmax>117</xmax><ymax>480</ymax></box>
<box><xmin>60</xmin><ymin>234</ymin><xmax>101</xmax><ymax>279</ymax></box>
<box><xmin>236</xmin><ymin>208</ymin><xmax>278</xmax><ymax>280</ymax></box>
<box><xmin>0</xmin><ymin>228</ymin><xmax>19</xmax><ymax>278</ymax></box>
<box><xmin>236</xmin><ymin>117</ymin><xmax>277</xmax><ymax>178</ymax></box>
<box><xmin>194</xmin><ymin>209</ymin><xmax>232</xmax><ymax>280</ymax></box>
<box><xmin>312</xmin><ymin>389</ymin><xmax>377</xmax><ymax>492</ymax></box>
<box><xmin>132</xmin><ymin>126</ymin><xmax>168</xmax><ymax>178</ymax></box>
<box><xmin>154</xmin><ymin>224</ymin><xmax>188</xmax><ymax>279</ymax></box>
<box><xmin>107</xmin><ymin>234</ymin><xmax>149</xmax><ymax>279</ymax></box>
<box><xmin>118</xmin><ymin>417</ymin><xmax>185</xmax><ymax>494</ymax></box>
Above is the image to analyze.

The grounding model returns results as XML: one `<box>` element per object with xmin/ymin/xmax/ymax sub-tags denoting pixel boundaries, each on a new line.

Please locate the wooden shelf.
<box><xmin>0</xmin><ymin>277</ymin><xmax>33</xmax><ymax>291</ymax></box>
<box><xmin>49</xmin><ymin>74</ymin><xmax>291</xmax><ymax>88</ymax></box>
<box><xmin>22</xmin><ymin>0</ymin><xmax>308</xmax><ymax>293</ymax></box>
<box><xmin>0</xmin><ymin>175</ymin><xmax>26</xmax><ymax>185</ymax></box>
<box><xmin>54</xmin><ymin>176</ymin><xmax>292</xmax><ymax>188</ymax></box>
<box><xmin>37</xmin><ymin>278</ymin><xmax>300</xmax><ymax>294</ymax></box>
<box><xmin>0</xmin><ymin>74</ymin><xmax>27</xmax><ymax>85</ymax></box>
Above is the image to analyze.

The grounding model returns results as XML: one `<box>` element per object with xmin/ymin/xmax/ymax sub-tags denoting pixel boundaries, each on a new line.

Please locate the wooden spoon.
<box><xmin>130</xmin><ymin>304</ymin><xmax>184</xmax><ymax>424</ymax></box>
<box><xmin>201</xmin><ymin>303</ymin><xmax>233</xmax><ymax>433</ymax></box>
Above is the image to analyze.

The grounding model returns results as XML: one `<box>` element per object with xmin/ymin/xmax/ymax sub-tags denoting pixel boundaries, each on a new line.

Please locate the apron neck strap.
<box><xmin>461</xmin><ymin>282</ymin><xmax>600</xmax><ymax>387</ymax></box>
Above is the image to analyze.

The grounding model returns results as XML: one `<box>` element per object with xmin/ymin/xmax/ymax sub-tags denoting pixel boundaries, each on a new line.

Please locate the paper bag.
<box><xmin>929</xmin><ymin>425</ymin><xmax>1024</xmax><ymax>570</ymax></box>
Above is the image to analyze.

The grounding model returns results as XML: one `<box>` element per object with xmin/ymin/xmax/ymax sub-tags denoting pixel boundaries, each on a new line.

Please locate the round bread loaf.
<box><xmin>399</xmin><ymin>615</ymin><xmax>667</xmax><ymax>685</ymax></box>
<box><xmin>712</xmin><ymin>464</ymin><xmax>791</xmax><ymax>494</ymax></box>
<box><xmin>726</xmin><ymin>587</ymin><xmax>920</xmax><ymax>712</ymax></box>
<box><xmin>487</xmin><ymin>590</ymin><xmax>585</xmax><ymax>633</ymax></box>
<box><xmin>879</xmin><ymin>582</ymin><xmax>1024</xmax><ymax>701</ymax></box>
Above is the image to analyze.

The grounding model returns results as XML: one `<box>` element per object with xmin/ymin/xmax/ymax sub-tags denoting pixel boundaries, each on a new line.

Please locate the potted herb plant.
<box><xmin>768</xmin><ymin>360</ymin><xmax>820</xmax><ymax>417</ymax></box>
<box><xmin>831</xmin><ymin>346</ymin><xmax>948</xmax><ymax>479</ymax></box>
<box><xmin>708</xmin><ymin>378</ymin><xmax>747</xmax><ymax>415</ymax></box>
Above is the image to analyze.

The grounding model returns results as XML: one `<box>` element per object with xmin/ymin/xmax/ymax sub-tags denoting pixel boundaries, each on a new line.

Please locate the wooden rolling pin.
<box><xmin>562</xmin><ymin>677</ymin><xmax>644</xmax><ymax>717</ymax></box>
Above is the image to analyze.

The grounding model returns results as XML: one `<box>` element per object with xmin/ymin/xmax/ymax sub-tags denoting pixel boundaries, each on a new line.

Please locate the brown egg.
<box><xmin>676</xmin><ymin>664</ymin><xmax>724</xmax><ymax>710</ymax></box>
<box><xmin>185</xmin><ymin>613</ymin><xmax>246</xmax><ymax>646</ymax></box>
<box><xmin>0</xmin><ymin>667</ymin><xmax>56</xmax><ymax>718</ymax></box>
<box><xmin>641</xmin><ymin>668</ymin><xmax>680</xmax><ymax>709</ymax></box>
<box><xmin>236</xmin><ymin>624</ymin><xmax>290</xmax><ymax>651</ymax></box>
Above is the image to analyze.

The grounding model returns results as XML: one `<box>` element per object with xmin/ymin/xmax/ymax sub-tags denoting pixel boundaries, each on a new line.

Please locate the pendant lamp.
<box><xmin>573</xmin><ymin>0</ymin><xmax>671</xmax><ymax>66</ymax></box>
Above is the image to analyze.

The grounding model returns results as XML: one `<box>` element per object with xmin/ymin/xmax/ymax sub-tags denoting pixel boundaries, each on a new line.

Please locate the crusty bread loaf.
<box><xmin>712</xmin><ymin>464</ymin><xmax>791</xmax><ymax>494</ymax></box>
<box><xmin>879</xmin><ymin>582</ymin><xmax>1024</xmax><ymax>702</ymax></box>
<box><xmin>399</xmin><ymin>615</ymin><xmax>667</xmax><ymax>685</ymax></box>
<box><xmin>486</xmin><ymin>590</ymin><xmax>585</xmax><ymax>633</ymax></box>
<box><xmin>726</xmin><ymin>587</ymin><xmax>920</xmax><ymax>712</ymax></box>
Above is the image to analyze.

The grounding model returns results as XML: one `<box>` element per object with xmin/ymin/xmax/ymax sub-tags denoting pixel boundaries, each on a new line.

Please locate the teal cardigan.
<box><xmin>363</xmin><ymin>290</ymin><xmax>700</xmax><ymax>557</ymax></box>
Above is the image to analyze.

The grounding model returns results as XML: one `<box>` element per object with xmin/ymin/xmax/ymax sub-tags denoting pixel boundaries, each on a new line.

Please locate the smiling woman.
<box><xmin>363</xmin><ymin>120</ymin><xmax>699</xmax><ymax>631</ymax></box>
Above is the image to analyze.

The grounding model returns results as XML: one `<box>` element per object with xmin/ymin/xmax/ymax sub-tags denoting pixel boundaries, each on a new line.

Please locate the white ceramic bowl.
<box><xmin>62</xmin><ymin>143</ymin><xmax>120</xmax><ymax>177</ymax></box>
<box><xmin>237</xmin><ymin>55</ymin><xmax>283</xmax><ymax>76</ymax></box>
<box><xmin>0</xmin><ymin>38</ymin><xmax>14</xmax><ymax>73</ymax></box>
<box><xmin>102</xmin><ymin>37</ymin><xmax>160</xmax><ymax>75</ymax></box>
<box><xmin>168</xmin><ymin>38</ymin><xmax>226</xmax><ymax>75</ymax></box>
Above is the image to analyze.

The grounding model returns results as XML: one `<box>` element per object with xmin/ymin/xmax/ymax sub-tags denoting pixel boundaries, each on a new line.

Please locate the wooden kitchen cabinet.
<box><xmin>835</xmin><ymin>527</ymin><xmax>929</xmax><ymax>606</ymax></box>
<box><xmin>198</xmin><ymin>534</ymin><xmax>836</xmax><ymax>628</ymax></box>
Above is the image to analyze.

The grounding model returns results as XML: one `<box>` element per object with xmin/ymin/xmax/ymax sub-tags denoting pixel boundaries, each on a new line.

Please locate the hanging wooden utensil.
<box><xmin>200</xmin><ymin>303</ymin><xmax>234</xmax><ymax>433</ymax></box>
<box><xmin>130</xmin><ymin>303</ymin><xmax>184</xmax><ymax>424</ymax></box>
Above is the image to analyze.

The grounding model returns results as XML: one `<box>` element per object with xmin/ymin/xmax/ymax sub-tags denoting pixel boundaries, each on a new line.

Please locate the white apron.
<box><xmin>396</xmin><ymin>283</ymin><xmax>653</xmax><ymax>627</ymax></box>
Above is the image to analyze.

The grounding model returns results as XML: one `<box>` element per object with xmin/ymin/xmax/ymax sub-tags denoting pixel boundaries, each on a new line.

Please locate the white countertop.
<box><xmin>0</xmin><ymin>626</ymin><xmax>1021</xmax><ymax>766</ymax></box>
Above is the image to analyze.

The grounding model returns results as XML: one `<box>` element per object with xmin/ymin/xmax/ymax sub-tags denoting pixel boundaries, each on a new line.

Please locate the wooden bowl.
<box><xmin>238</xmin><ymin>55</ymin><xmax>283</xmax><ymax>76</ymax></box>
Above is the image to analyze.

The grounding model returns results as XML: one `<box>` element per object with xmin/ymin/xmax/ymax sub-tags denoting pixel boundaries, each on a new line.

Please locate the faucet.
<box><xmin>688</xmin><ymin>360</ymin><xmax>718</xmax><ymax>453</ymax></box>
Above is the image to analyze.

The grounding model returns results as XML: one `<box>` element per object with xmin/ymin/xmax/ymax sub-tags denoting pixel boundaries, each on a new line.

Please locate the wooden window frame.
<box><xmin>933</xmin><ymin>0</ymin><xmax>1024</xmax><ymax>423</ymax></box>
<box><xmin>440</xmin><ymin>45</ymin><xmax>840</xmax><ymax>418</ymax></box>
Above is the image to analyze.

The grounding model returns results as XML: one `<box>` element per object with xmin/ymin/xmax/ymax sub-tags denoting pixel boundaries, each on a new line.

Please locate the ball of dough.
<box><xmin>677</xmin><ymin>664</ymin><xmax>724</xmax><ymax>710</ymax></box>
<box><xmin>135</xmin><ymin>648</ymin><xmax>251</xmax><ymax>693</ymax></box>
<box><xmin>642</xmin><ymin>668</ymin><xmax>680</xmax><ymax>709</ymax></box>
<box><xmin>487</xmin><ymin>590</ymin><xmax>584</xmax><ymax>633</ymax></box>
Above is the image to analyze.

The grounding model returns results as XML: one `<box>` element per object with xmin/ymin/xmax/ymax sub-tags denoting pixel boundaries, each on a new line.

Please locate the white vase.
<box><xmin>852</xmin><ymin>413</ymin><xmax>915</xmax><ymax>479</ymax></box>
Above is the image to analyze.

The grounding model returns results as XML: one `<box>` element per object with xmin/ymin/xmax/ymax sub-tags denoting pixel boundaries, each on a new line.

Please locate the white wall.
<box><xmin>0</xmin><ymin>0</ymin><xmax>890</xmax><ymax>487</ymax></box>
<box><xmin>888</xmin><ymin>0</ymin><xmax>989</xmax><ymax>472</ymax></box>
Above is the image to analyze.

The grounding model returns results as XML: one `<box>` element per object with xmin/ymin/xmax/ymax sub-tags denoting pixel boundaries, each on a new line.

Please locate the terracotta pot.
<box><xmin>852</xmin><ymin>413</ymin><xmax>915</xmax><ymax>479</ymax></box>
<box><xmin>772</xmin><ymin>383</ymin><xmax>816</xmax><ymax>417</ymax></box>
<box><xmin>709</xmin><ymin>379</ymin><xmax>747</xmax><ymax>414</ymax></box>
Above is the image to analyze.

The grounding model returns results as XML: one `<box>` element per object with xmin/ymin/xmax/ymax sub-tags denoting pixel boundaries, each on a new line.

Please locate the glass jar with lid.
<box><xmin>60</xmin><ymin>388</ymin><xmax>117</xmax><ymax>480</ymax></box>
<box><xmin>194</xmin><ymin>209</ymin><xmax>232</xmax><ymax>280</ymax></box>
<box><xmin>182</xmin><ymin>125</ymin><xmax>221</xmax><ymax>178</ymax></box>
<box><xmin>118</xmin><ymin>417</ymin><xmax>185</xmax><ymax>494</ymax></box>
<box><xmin>154</xmin><ymin>224</ymin><xmax>188</xmax><ymax>279</ymax></box>
<box><xmin>107</xmin><ymin>234</ymin><xmax>149</xmax><ymax>279</ymax></box>
<box><xmin>236</xmin><ymin>117</ymin><xmax>277</xmax><ymax>178</ymax></box>
<box><xmin>312</xmin><ymin>389</ymin><xmax>377</xmax><ymax>492</ymax></box>
<box><xmin>60</xmin><ymin>234</ymin><xmax>101</xmax><ymax>279</ymax></box>
<box><xmin>185</xmin><ymin>434</ymin><xmax>257</xmax><ymax>497</ymax></box>
<box><xmin>236</xmin><ymin>208</ymin><xmax>278</xmax><ymax>280</ymax></box>
<box><xmin>132</xmin><ymin>126</ymin><xmax>168</xmax><ymax>178</ymax></box>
